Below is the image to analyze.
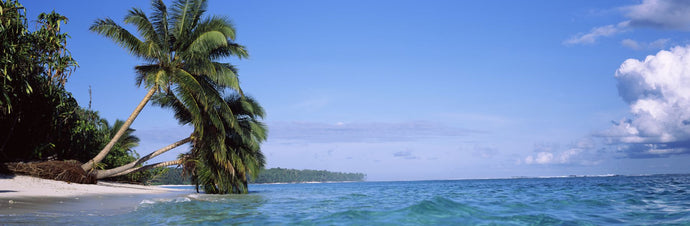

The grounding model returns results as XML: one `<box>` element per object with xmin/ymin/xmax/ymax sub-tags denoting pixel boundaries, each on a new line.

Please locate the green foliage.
<box><xmin>0</xmin><ymin>0</ymin><xmax>34</xmax><ymax>115</ymax></box>
<box><xmin>0</xmin><ymin>0</ymin><xmax>77</xmax><ymax>115</ymax></box>
<box><xmin>0</xmin><ymin>1</ymin><xmax>102</xmax><ymax>162</ymax></box>
<box><xmin>183</xmin><ymin>94</ymin><xmax>267</xmax><ymax>194</ymax></box>
<box><xmin>102</xmin><ymin>120</ymin><xmax>140</xmax><ymax>168</ymax></box>
<box><xmin>34</xmin><ymin>11</ymin><xmax>77</xmax><ymax>85</ymax></box>
<box><xmin>146</xmin><ymin>167</ymin><xmax>191</xmax><ymax>185</ymax></box>
<box><xmin>100</xmin><ymin>119</ymin><xmax>155</xmax><ymax>183</ymax></box>
<box><xmin>184</xmin><ymin>95</ymin><xmax>268</xmax><ymax>194</ymax></box>
<box><xmin>250</xmin><ymin>168</ymin><xmax>366</xmax><ymax>184</ymax></box>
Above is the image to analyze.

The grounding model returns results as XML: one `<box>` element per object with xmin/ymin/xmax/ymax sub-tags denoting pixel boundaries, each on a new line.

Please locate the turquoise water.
<box><xmin>3</xmin><ymin>174</ymin><xmax>690</xmax><ymax>225</ymax></box>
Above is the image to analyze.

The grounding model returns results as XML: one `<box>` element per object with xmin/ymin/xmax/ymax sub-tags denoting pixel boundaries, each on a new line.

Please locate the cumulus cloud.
<box><xmin>524</xmin><ymin>152</ymin><xmax>554</xmax><ymax>164</ymax></box>
<box><xmin>523</xmin><ymin>139</ymin><xmax>600</xmax><ymax>165</ymax></box>
<box><xmin>621</xmin><ymin>38</ymin><xmax>669</xmax><ymax>50</ymax></box>
<box><xmin>603</xmin><ymin>45</ymin><xmax>690</xmax><ymax>157</ymax></box>
<box><xmin>564</xmin><ymin>21</ymin><xmax>630</xmax><ymax>45</ymax></box>
<box><xmin>566</xmin><ymin>0</ymin><xmax>690</xmax><ymax>45</ymax></box>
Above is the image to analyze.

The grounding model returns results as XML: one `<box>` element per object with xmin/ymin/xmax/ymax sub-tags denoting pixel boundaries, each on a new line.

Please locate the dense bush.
<box><xmin>0</xmin><ymin>0</ymin><xmax>96</xmax><ymax>163</ymax></box>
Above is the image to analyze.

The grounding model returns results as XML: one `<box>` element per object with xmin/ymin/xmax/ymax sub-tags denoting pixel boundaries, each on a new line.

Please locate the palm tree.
<box><xmin>189</xmin><ymin>94</ymin><xmax>267</xmax><ymax>194</ymax></box>
<box><xmin>101</xmin><ymin>119</ymin><xmax>140</xmax><ymax>169</ymax></box>
<box><xmin>83</xmin><ymin>0</ymin><xmax>247</xmax><ymax>171</ymax></box>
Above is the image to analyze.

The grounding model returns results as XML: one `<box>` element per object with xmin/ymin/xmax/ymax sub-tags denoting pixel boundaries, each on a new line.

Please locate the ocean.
<box><xmin>3</xmin><ymin>174</ymin><xmax>690</xmax><ymax>225</ymax></box>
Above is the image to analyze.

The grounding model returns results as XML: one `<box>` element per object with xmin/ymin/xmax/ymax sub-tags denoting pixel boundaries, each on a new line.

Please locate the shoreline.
<box><xmin>0</xmin><ymin>174</ymin><xmax>186</xmax><ymax>216</ymax></box>
<box><xmin>0</xmin><ymin>174</ymin><xmax>176</xmax><ymax>199</ymax></box>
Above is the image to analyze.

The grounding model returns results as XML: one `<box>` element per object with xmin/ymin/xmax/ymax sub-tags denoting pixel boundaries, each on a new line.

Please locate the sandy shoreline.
<box><xmin>0</xmin><ymin>174</ymin><xmax>186</xmax><ymax>216</ymax></box>
<box><xmin>0</xmin><ymin>174</ymin><xmax>174</xmax><ymax>198</ymax></box>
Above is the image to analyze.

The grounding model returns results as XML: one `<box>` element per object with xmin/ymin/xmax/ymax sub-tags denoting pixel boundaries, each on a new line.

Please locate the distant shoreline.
<box><xmin>252</xmin><ymin>180</ymin><xmax>360</xmax><ymax>185</ymax></box>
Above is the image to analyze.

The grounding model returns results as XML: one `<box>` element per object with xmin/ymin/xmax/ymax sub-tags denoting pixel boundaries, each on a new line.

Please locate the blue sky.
<box><xmin>23</xmin><ymin>0</ymin><xmax>690</xmax><ymax>181</ymax></box>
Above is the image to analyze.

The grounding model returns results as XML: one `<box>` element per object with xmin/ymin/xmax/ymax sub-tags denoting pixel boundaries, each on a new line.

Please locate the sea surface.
<box><xmin>3</xmin><ymin>174</ymin><xmax>690</xmax><ymax>225</ymax></box>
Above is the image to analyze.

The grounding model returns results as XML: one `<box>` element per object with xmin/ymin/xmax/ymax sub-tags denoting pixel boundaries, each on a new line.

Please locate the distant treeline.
<box><xmin>147</xmin><ymin>167</ymin><xmax>365</xmax><ymax>185</ymax></box>
<box><xmin>251</xmin><ymin>168</ymin><xmax>366</xmax><ymax>184</ymax></box>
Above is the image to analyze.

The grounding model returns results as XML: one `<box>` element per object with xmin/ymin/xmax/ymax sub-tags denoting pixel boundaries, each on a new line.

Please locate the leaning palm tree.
<box><xmin>83</xmin><ymin>0</ymin><xmax>247</xmax><ymax>171</ymax></box>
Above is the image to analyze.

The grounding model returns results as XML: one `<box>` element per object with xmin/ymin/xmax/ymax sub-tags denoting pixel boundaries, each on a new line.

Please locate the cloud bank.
<box><xmin>268</xmin><ymin>121</ymin><xmax>476</xmax><ymax>143</ymax></box>
<box><xmin>604</xmin><ymin>45</ymin><xmax>690</xmax><ymax>158</ymax></box>
<box><xmin>625</xmin><ymin>0</ymin><xmax>690</xmax><ymax>30</ymax></box>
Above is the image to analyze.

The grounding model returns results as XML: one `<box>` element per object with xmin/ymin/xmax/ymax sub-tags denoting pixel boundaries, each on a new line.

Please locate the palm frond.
<box><xmin>89</xmin><ymin>18</ymin><xmax>152</xmax><ymax>61</ymax></box>
<box><xmin>151</xmin><ymin>0</ymin><xmax>170</xmax><ymax>55</ymax></box>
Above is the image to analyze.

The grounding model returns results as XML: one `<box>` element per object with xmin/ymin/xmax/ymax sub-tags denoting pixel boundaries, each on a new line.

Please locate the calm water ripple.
<box><xmin>3</xmin><ymin>174</ymin><xmax>690</xmax><ymax>225</ymax></box>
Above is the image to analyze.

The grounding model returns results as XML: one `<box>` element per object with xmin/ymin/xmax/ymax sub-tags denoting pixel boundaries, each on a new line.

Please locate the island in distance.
<box><xmin>146</xmin><ymin>168</ymin><xmax>366</xmax><ymax>185</ymax></box>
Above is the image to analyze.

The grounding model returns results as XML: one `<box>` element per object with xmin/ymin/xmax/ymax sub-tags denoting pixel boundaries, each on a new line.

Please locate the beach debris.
<box><xmin>4</xmin><ymin>160</ymin><xmax>96</xmax><ymax>184</ymax></box>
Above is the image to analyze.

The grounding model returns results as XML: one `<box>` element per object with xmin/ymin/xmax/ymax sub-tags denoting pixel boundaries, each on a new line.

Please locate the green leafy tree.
<box><xmin>0</xmin><ymin>0</ymin><xmax>34</xmax><ymax>115</ymax></box>
<box><xmin>0</xmin><ymin>0</ymin><xmax>87</xmax><ymax>162</ymax></box>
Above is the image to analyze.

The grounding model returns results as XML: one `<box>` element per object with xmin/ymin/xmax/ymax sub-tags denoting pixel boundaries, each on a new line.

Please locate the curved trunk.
<box><xmin>82</xmin><ymin>87</ymin><xmax>157</xmax><ymax>171</ymax></box>
<box><xmin>96</xmin><ymin>136</ymin><xmax>192</xmax><ymax>179</ymax></box>
<box><xmin>111</xmin><ymin>159</ymin><xmax>182</xmax><ymax>177</ymax></box>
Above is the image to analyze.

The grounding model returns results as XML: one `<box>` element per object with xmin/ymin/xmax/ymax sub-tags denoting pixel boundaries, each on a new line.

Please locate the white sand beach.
<box><xmin>0</xmin><ymin>175</ymin><xmax>174</xmax><ymax>198</ymax></box>
<box><xmin>0</xmin><ymin>175</ymin><xmax>185</xmax><ymax>216</ymax></box>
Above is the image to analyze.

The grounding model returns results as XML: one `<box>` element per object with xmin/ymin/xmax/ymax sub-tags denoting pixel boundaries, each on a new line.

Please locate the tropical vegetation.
<box><xmin>0</xmin><ymin>0</ymin><xmax>268</xmax><ymax>194</ymax></box>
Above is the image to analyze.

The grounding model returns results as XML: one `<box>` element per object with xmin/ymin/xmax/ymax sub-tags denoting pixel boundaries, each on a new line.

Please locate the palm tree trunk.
<box><xmin>111</xmin><ymin>159</ymin><xmax>182</xmax><ymax>177</ymax></box>
<box><xmin>96</xmin><ymin>136</ymin><xmax>191</xmax><ymax>179</ymax></box>
<box><xmin>82</xmin><ymin>86</ymin><xmax>157</xmax><ymax>171</ymax></box>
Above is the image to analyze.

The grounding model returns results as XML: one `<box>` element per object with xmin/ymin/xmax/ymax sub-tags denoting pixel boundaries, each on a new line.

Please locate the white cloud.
<box><xmin>604</xmin><ymin>45</ymin><xmax>690</xmax><ymax>157</ymax></box>
<box><xmin>621</xmin><ymin>38</ymin><xmax>669</xmax><ymax>50</ymax></box>
<box><xmin>534</xmin><ymin>152</ymin><xmax>554</xmax><ymax>164</ymax></box>
<box><xmin>566</xmin><ymin>0</ymin><xmax>690</xmax><ymax>45</ymax></box>
<box><xmin>625</xmin><ymin>0</ymin><xmax>690</xmax><ymax>30</ymax></box>
<box><xmin>621</xmin><ymin>39</ymin><xmax>642</xmax><ymax>50</ymax></box>
<box><xmin>524</xmin><ymin>149</ymin><xmax>582</xmax><ymax>165</ymax></box>
<box><xmin>523</xmin><ymin>138</ymin><xmax>597</xmax><ymax>165</ymax></box>
<box><xmin>564</xmin><ymin>21</ymin><xmax>630</xmax><ymax>45</ymax></box>
<box><xmin>650</xmin><ymin>38</ymin><xmax>671</xmax><ymax>49</ymax></box>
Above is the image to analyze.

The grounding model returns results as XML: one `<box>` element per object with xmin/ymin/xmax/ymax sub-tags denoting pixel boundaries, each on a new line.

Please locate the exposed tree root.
<box><xmin>4</xmin><ymin>160</ymin><xmax>96</xmax><ymax>184</ymax></box>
